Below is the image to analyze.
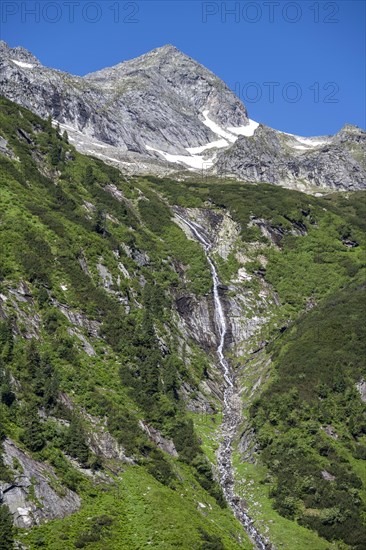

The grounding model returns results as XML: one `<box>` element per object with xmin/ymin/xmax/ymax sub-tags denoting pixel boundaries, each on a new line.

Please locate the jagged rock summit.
<box><xmin>215</xmin><ymin>123</ymin><xmax>366</xmax><ymax>191</ymax></box>
<box><xmin>0</xmin><ymin>40</ymin><xmax>365</xmax><ymax>190</ymax></box>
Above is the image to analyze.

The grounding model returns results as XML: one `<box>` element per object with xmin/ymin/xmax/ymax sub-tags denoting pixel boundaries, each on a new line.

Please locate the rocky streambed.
<box><xmin>175</xmin><ymin>210</ymin><xmax>272</xmax><ymax>549</ymax></box>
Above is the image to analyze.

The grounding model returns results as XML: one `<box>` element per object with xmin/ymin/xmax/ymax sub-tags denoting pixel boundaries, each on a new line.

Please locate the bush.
<box><xmin>0</xmin><ymin>504</ymin><xmax>14</xmax><ymax>550</ymax></box>
<box><xmin>199</xmin><ymin>528</ymin><xmax>225</xmax><ymax>550</ymax></box>
<box><xmin>63</xmin><ymin>416</ymin><xmax>89</xmax><ymax>466</ymax></box>
<box><xmin>146</xmin><ymin>450</ymin><xmax>175</xmax><ymax>486</ymax></box>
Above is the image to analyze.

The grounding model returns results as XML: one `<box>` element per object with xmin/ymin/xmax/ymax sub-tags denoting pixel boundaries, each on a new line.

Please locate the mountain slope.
<box><xmin>0</xmin><ymin>41</ymin><xmax>365</xmax><ymax>190</ymax></box>
<box><xmin>0</xmin><ymin>41</ymin><xmax>248</xmax><ymax>163</ymax></box>
<box><xmin>213</xmin><ymin>123</ymin><xmax>366</xmax><ymax>191</ymax></box>
<box><xmin>0</xmin><ymin>96</ymin><xmax>365</xmax><ymax>549</ymax></box>
<box><xmin>0</xmin><ymin>96</ymin><xmax>251</xmax><ymax>549</ymax></box>
<box><xmin>251</xmin><ymin>281</ymin><xmax>366</xmax><ymax>549</ymax></box>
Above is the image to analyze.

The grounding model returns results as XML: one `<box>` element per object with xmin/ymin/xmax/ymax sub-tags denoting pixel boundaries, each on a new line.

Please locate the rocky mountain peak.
<box><xmin>335</xmin><ymin>124</ymin><xmax>366</xmax><ymax>142</ymax></box>
<box><xmin>0</xmin><ymin>40</ymin><xmax>364</xmax><ymax>190</ymax></box>
<box><xmin>0</xmin><ymin>41</ymin><xmax>41</xmax><ymax>67</ymax></box>
<box><xmin>146</xmin><ymin>43</ymin><xmax>183</xmax><ymax>56</ymax></box>
<box><xmin>137</xmin><ymin>43</ymin><xmax>202</xmax><ymax>67</ymax></box>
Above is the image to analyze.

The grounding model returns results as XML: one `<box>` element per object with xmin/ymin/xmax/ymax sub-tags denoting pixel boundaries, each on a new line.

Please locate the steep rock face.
<box><xmin>0</xmin><ymin>42</ymin><xmax>248</xmax><ymax>161</ymax></box>
<box><xmin>214</xmin><ymin>124</ymin><xmax>366</xmax><ymax>190</ymax></box>
<box><xmin>226</xmin><ymin>289</ymin><xmax>268</xmax><ymax>354</ymax></box>
<box><xmin>0</xmin><ymin>282</ymin><xmax>40</xmax><ymax>339</ymax></box>
<box><xmin>0</xmin><ymin>439</ymin><xmax>81</xmax><ymax>528</ymax></box>
<box><xmin>176</xmin><ymin>294</ymin><xmax>217</xmax><ymax>351</ymax></box>
<box><xmin>84</xmin><ymin>45</ymin><xmax>248</xmax><ymax>152</ymax></box>
<box><xmin>139</xmin><ymin>421</ymin><xmax>178</xmax><ymax>457</ymax></box>
<box><xmin>174</xmin><ymin>208</ymin><xmax>275</xmax><ymax>356</ymax></box>
<box><xmin>0</xmin><ymin>43</ymin><xmax>100</xmax><ymax>134</ymax></box>
<box><xmin>174</xmin><ymin>207</ymin><xmax>270</xmax><ymax>354</ymax></box>
<box><xmin>1</xmin><ymin>40</ymin><xmax>364</xmax><ymax>189</ymax></box>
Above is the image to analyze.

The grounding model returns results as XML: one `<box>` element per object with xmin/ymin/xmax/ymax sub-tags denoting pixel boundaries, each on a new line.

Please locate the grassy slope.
<box><xmin>0</xmin><ymin>97</ymin><xmax>249</xmax><ymax>549</ymax></box>
<box><xmin>0</xmin><ymin>97</ymin><xmax>365</xmax><ymax>549</ymax></box>
<box><xmin>21</xmin><ymin>465</ymin><xmax>248</xmax><ymax>550</ymax></box>
<box><xmin>147</xmin><ymin>178</ymin><xmax>366</xmax><ymax>548</ymax></box>
<box><xmin>250</xmin><ymin>282</ymin><xmax>366</xmax><ymax>549</ymax></box>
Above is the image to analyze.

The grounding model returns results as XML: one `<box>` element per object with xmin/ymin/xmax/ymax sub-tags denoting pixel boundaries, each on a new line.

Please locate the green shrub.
<box><xmin>0</xmin><ymin>504</ymin><xmax>14</xmax><ymax>550</ymax></box>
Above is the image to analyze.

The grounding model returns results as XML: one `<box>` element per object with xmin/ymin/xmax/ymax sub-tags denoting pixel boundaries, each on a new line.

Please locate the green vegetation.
<box><xmin>0</xmin><ymin>95</ymin><xmax>365</xmax><ymax>549</ymax></box>
<box><xmin>0</xmin><ymin>504</ymin><xmax>14</xmax><ymax>549</ymax></box>
<box><xmin>232</xmin><ymin>458</ymin><xmax>338</xmax><ymax>550</ymax></box>
<box><xmin>0</xmin><ymin>96</ymin><xmax>247</xmax><ymax>547</ymax></box>
<box><xmin>20</xmin><ymin>466</ymin><xmax>248</xmax><ymax>550</ymax></box>
<box><xmin>251</xmin><ymin>282</ymin><xmax>366</xmax><ymax>548</ymax></box>
<box><xmin>147</xmin><ymin>175</ymin><xmax>366</xmax><ymax>548</ymax></box>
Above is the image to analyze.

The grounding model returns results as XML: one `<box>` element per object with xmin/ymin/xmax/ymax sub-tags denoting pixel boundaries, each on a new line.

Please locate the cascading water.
<box><xmin>176</xmin><ymin>212</ymin><xmax>270</xmax><ymax>550</ymax></box>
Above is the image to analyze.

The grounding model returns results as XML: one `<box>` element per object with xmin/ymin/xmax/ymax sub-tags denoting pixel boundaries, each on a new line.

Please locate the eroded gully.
<box><xmin>176</xmin><ymin>213</ymin><xmax>271</xmax><ymax>550</ymax></box>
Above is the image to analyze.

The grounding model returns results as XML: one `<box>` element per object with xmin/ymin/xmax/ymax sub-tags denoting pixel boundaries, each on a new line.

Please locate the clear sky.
<box><xmin>1</xmin><ymin>0</ymin><xmax>365</xmax><ymax>135</ymax></box>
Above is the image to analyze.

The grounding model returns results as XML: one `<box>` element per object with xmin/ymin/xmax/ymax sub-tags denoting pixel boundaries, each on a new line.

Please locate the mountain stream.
<box><xmin>175</xmin><ymin>212</ymin><xmax>271</xmax><ymax>550</ymax></box>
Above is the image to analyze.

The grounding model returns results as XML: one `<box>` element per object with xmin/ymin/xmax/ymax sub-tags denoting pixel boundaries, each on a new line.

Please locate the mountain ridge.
<box><xmin>0</xmin><ymin>40</ymin><xmax>365</xmax><ymax>190</ymax></box>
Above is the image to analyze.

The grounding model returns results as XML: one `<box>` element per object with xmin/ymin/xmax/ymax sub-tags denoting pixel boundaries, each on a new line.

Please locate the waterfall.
<box><xmin>176</xmin><ymin>212</ymin><xmax>271</xmax><ymax>550</ymax></box>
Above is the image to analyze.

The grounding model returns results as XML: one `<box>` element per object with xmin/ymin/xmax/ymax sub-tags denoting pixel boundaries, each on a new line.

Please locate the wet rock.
<box><xmin>176</xmin><ymin>294</ymin><xmax>217</xmax><ymax>350</ymax></box>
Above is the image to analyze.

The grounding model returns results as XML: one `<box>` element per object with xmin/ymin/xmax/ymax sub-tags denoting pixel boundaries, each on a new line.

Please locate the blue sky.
<box><xmin>1</xmin><ymin>0</ymin><xmax>365</xmax><ymax>135</ymax></box>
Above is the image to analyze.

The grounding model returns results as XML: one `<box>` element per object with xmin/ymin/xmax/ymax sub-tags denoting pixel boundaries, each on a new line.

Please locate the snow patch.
<box><xmin>57</xmin><ymin>122</ymin><xmax>82</xmax><ymax>134</ymax></box>
<box><xmin>186</xmin><ymin>138</ymin><xmax>229</xmax><ymax>154</ymax></box>
<box><xmin>294</xmin><ymin>136</ymin><xmax>329</xmax><ymax>147</ymax></box>
<box><xmin>201</xmin><ymin>110</ymin><xmax>237</xmax><ymax>143</ymax></box>
<box><xmin>146</xmin><ymin>111</ymin><xmax>259</xmax><ymax>168</ymax></box>
<box><xmin>227</xmin><ymin>119</ymin><xmax>259</xmax><ymax>137</ymax></box>
<box><xmin>201</xmin><ymin>111</ymin><xmax>259</xmax><ymax>144</ymax></box>
<box><xmin>91</xmin><ymin>142</ymin><xmax>107</xmax><ymax>148</ymax></box>
<box><xmin>282</xmin><ymin>131</ymin><xmax>330</xmax><ymax>150</ymax></box>
<box><xmin>56</xmin><ymin>122</ymin><xmax>109</xmax><ymax>149</ymax></box>
<box><xmin>12</xmin><ymin>59</ymin><xmax>34</xmax><ymax>69</ymax></box>
<box><xmin>89</xmin><ymin>151</ymin><xmax>120</xmax><ymax>163</ymax></box>
<box><xmin>146</xmin><ymin>145</ymin><xmax>214</xmax><ymax>170</ymax></box>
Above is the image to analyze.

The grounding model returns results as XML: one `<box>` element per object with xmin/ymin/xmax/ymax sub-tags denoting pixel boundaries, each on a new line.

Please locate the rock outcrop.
<box><xmin>213</xmin><ymin>124</ymin><xmax>366</xmax><ymax>191</ymax></box>
<box><xmin>0</xmin><ymin>439</ymin><xmax>81</xmax><ymax>528</ymax></box>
